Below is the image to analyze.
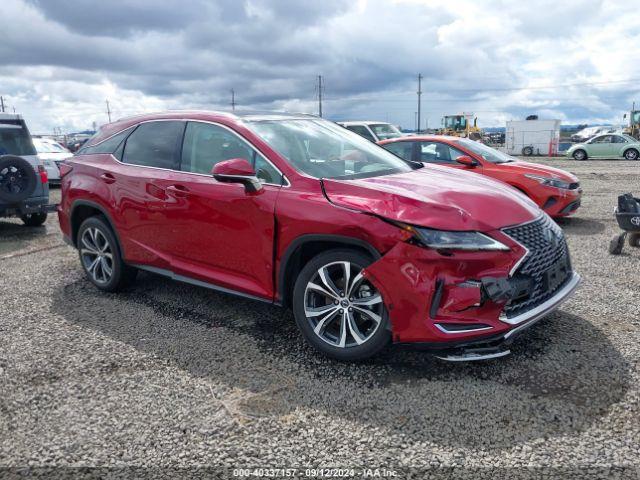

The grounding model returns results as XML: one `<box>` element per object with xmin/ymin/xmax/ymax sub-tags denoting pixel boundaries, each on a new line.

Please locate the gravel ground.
<box><xmin>0</xmin><ymin>159</ymin><xmax>639</xmax><ymax>479</ymax></box>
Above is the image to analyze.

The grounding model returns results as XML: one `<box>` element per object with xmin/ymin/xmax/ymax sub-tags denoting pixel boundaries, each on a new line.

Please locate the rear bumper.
<box><xmin>0</xmin><ymin>197</ymin><xmax>58</xmax><ymax>218</ymax></box>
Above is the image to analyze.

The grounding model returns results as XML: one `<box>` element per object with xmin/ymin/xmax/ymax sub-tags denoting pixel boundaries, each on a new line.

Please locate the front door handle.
<box><xmin>100</xmin><ymin>172</ymin><xmax>116</xmax><ymax>184</ymax></box>
<box><xmin>166</xmin><ymin>184</ymin><xmax>190</xmax><ymax>198</ymax></box>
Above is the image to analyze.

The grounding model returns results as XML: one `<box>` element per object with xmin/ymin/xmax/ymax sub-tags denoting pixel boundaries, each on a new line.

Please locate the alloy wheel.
<box><xmin>303</xmin><ymin>261</ymin><xmax>383</xmax><ymax>348</ymax></box>
<box><xmin>625</xmin><ymin>149</ymin><xmax>638</xmax><ymax>160</ymax></box>
<box><xmin>80</xmin><ymin>227</ymin><xmax>114</xmax><ymax>284</ymax></box>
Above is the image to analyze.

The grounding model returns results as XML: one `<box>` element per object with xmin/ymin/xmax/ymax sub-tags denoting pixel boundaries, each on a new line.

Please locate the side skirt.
<box><xmin>131</xmin><ymin>264</ymin><xmax>275</xmax><ymax>305</ymax></box>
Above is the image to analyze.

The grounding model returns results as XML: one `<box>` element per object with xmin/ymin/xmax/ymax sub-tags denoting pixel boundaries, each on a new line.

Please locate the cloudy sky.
<box><xmin>1</xmin><ymin>0</ymin><xmax>639</xmax><ymax>133</ymax></box>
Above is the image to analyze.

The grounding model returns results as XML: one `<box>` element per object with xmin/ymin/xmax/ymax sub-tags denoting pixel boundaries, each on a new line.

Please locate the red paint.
<box><xmin>379</xmin><ymin>136</ymin><xmax>582</xmax><ymax>217</ymax></box>
<box><xmin>58</xmin><ymin>111</ymin><xmax>569</xmax><ymax>346</ymax></box>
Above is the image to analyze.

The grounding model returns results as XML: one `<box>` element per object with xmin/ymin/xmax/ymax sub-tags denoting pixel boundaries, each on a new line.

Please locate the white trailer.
<box><xmin>504</xmin><ymin>119</ymin><xmax>561</xmax><ymax>156</ymax></box>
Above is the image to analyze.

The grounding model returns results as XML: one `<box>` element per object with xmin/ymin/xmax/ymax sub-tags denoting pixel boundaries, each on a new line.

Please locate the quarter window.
<box><xmin>181</xmin><ymin>122</ymin><xmax>282</xmax><ymax>185</ymax></box>
<box><xmin>79</xmin><ymin>127</ymin><xmax>135</xmax><ymax>155</ymax></box>
<box><xmin>419</xmin><ymin>142</ymin><xmax>466</xmax><ymax>164</ymax></box>
<box><xmin>121</xmin><ymin>121</ymin><xmax>183</xmax><ymax>169</ymax></box>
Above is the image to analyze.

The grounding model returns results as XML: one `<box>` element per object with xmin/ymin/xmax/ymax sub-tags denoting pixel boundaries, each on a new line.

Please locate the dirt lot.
<box><xmin>1</xmin><ymin>159</ymin><xmax>639</xmax><ymax>478</ymax></box>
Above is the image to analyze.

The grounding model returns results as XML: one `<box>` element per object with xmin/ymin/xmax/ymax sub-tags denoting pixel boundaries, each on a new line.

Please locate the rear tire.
<box><xmin>573</xmin><ymin>149</ymin><xmax>587</xmax><ymax>161</ymax></box>
<box><xmin>609</xmin><ymin>234</ymin><xmax>625</xmax><ymax>255</ymax></box>
<box><xmin>292</xmin><ymin>249</ymin><xmax>390</xmax><ymax>361</ymax></box>
<box><xmin>20</xmin><ymin>212</ymin><xmax>47</xmax><ymax>226</ymax></box>
<box><xmin>77</xmin><ymin>216</ymin><xmax>137</xmax><ymax>292</ymax></box>
<box><xmin>522</xmin><ymin>146</ymin><xmax>534</xmax><ymax>156</ymax></box>
<box><xmin>629</xmin><ymin>232</ymin><xmax>640</xmax><ymax>248</ymax></box>
<box><xmin>623</xmin><ymin>148</ymin><xmax>639</xmax><ymax>160</ymax></box>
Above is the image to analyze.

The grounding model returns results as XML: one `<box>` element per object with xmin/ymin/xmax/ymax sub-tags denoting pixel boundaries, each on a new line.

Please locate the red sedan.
<box><xmin>379</xmin><ymin>136</ymin><xmax>582</xmax><ymax>217</ymax></box>
<box><xmin>58</xmin><ymin>112</ymin><xmax>580</xmax><ymax>362</ymax></box>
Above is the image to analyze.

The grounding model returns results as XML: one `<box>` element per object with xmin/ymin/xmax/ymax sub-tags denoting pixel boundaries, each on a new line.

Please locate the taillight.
<box><xmin>59</xmin><ymin>162</ymin><xmax>73</xmax><ymax>178</ymax></box>
<box><xmin>37</xmin><ymin>165</ymin><xmax>48</xmax><ymax>184</ymax></box>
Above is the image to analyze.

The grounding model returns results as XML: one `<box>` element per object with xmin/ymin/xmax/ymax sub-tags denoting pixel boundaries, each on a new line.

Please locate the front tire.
<box><xmin>573</xmin><ymin>149</ymin><xmax>587</xmax><ymax>161</ymax></box>
<box><xmin>292</xmin><ymin>249</ymin><xmax>390</xmax><ymax>361</ymax></box>
<box><xmin>624</xmin><ymin>148</ymin><xmax>639</xmax><ymax>160</ymax></box>
<box><xmin>20</xmin><ymin>212</ymin><xmax>47</xmax><ymax>226</ymax></box>
<box><xmin>629</xmin><ymin>233</ymin><xmax>640</xmax><ymax>248</ymax></box>
<box><xmin>77</xmin><ymin>216</ymin><xmax>137</xmax><ymax>292</ymax></box>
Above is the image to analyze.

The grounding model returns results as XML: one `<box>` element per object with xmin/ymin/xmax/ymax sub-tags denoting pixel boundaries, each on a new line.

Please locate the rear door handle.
<box><xmin>166</xmin><ymin>184</ymin><xmax>190</xmax><ymax>198</ymax></box>
<box><xmin>100</xmin><ymin>173</ymin><xmax>116</xmax><ymax>184</ymax></box>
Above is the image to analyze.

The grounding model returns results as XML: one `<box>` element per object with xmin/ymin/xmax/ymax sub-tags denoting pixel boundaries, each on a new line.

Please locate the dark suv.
<box><xmin>0</xmin><ymin>114</ymin><xmax>52</xmax><ymax>226</ymax></box>
<box><xmin>58</xmin><ymin>111</ymin><xmax>580</xmax><ymax>362</ymax></box>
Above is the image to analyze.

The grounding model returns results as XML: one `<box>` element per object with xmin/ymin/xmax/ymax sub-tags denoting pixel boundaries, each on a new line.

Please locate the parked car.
<box><xmin>566</xmin><ymin>133</ymin><xmax>640</xmax><ymax>161</ymax></box>
<box><xmin>379</xmin><ymin>136</ymin><xmax>582</xmax><ymax>218</ymax></box>
<box><xmin>58</xmin><ymin>111</ymin><xmax>580</xmax><ymax>362</ymax></box>
<box><xmin>33</xmin><ymin>138</ymin><xmax>73</xmax><ymax>185</ymax></box>
<box><xmin>0</xmin><ymin>114</ymin><xmax>52</xmax><ymax>226</ymax></box>
<box><xmin>338</xmin><ymin>121</ymin><xmax>403</xmax><ymax>142</ymax></box>
<box><xmin>570</xmin><ymin>126</ymin><xmax>611</xmax><ymax>143</ymax></box>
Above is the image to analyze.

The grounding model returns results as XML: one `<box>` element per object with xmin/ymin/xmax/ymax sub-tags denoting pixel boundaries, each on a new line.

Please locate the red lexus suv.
<box><xmin>58</xmin><ymin>111</ymin><xmax>580</xmax><ymax>362</ymax></box>
<box><xmin>379</xmin><ymin>136</ymin><xmax>582</xmax><ymax>218</ymax></box>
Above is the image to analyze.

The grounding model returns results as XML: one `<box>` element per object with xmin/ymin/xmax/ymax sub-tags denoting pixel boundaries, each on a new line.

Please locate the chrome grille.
<box><xmin>502</xmin><ymin>215</ymin><xmax>572</xmax><ymax>318</ymax></box>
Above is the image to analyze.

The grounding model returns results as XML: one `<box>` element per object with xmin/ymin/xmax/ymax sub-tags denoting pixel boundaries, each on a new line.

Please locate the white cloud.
<box><xmin>1</xmin><ymin>0</ymin><xmax>639</xmax><ymax>133</ymax></box>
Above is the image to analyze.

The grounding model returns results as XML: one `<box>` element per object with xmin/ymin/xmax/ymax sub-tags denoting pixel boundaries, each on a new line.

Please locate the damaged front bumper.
<box><xmin>362</xmin><ymin>235</ymin><xmax>580</xmax><ymax>361</ymax></box>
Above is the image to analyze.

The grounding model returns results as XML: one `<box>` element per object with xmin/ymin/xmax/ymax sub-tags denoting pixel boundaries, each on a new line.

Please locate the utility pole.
<box><xmin>230</xmin><ymin>89</ymin><xmax>236</xmax><ymax>111</ymax></box>
<box><xmin>317</xmin><ymin>75</ymin><xmax>323</xmax><ymax>118</ymax></box>
<box><xmin>414</xmin><ymin>112</ymin><xmax>417</xmax><ymax>131</ymax></box>
<box><xmin>417</xmin><ymin>74</ymin><xmax>422</xmax><ymax>134</ymax></box>
<box><xmin>105</xmin><ymin>99</ymin><xmax>112</xmax><ymax>123</ymax></box>
<box><xmin>0</xmin><ymin>96</ymin><xmax>5</xmax><ymax>113</ymax></box>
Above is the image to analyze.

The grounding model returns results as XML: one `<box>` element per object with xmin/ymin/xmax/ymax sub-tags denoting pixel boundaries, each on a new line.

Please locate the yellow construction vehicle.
<box><xmin>438</xmin><ymin>113</ymin><xmax>481</xmax><ymax>139</ymax></box>
<box><xmin>623</xmin><ymin>110</ymin><xmax>640</xmax><ymax>139</ymax></box>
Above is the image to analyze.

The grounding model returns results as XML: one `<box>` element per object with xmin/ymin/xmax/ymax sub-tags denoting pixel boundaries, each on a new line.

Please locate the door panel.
<box><xmin>159</xmin><ymin>172</ymin><xmax>279</xmax><ymax>299</ymax></box>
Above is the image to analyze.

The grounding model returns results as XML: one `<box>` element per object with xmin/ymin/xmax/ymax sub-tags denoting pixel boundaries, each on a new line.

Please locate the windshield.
<box><xmin>369</xmin><ymin>123</ymin><xmax>402</xmax><ymax>140</ymax></box>
<box><xmin>453</xmin><ymin>138</ymin><xmax>514</xmax><ymax>164</ymax></box>
<box><xmin>248</xmin><ymin>119</ymin><xmax>417</xmax><ymax>180</ymax></box>
<box><xmin>444</xmin><ymin>116</ymin><xmax>466</xmax><ymax>130</ymax></box>
<box><xmin>0</xmin><ymin>121</ymin><xmax>36</xmax><ymax>156</ymax></box>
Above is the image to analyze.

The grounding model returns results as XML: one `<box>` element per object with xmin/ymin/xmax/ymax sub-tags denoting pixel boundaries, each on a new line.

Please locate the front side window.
<box><xmin>382</xmin><ymin>141</ymin><xmax>414</xmax><ymax>161</ymax></box>
<box><xmin>249</xmin><ymin>119</ymin><xmax>416</xmax><ymax>180</ymax></box>
<box><xmin>418</xmin><ymin>142</ymin><xmax>465</xmax><ymax>164</ymax></box>
<box><xmin>181</xmin><ymin>122</ymin><xmax>282</xmax><ymax>185</ymax></box>
<box><xmin>369</xmin><ymin>123</ymin><xmax>402</xmax><ymax>140</ymax></box>
<box><xmin>345</xmin><ymin>125</ymin><xmax>376</xmax><ymax>142</ymax></box>
<box><xmin>591</xmin><ymin>135</ymin><xmax>612</xmax><ymax>144</ymax></box>
<box><xmin>121</xmin><ymin>121</ymin><xmax>183</xmax><ymax>169</ymax></box>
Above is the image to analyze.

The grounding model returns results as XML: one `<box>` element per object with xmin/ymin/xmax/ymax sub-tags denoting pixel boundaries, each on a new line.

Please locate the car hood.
<box><xmin>496</xmin><ymin>160</ymin><xmax>579</xmax><ymax>182</ymax></box>
<box><xmin>322</xmin><ymin>165</ymin><xmax>541</xmax><ymax>231</ymax></box>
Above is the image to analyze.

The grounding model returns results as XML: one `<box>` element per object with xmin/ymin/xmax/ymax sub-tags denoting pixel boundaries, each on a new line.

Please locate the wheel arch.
<box><xmin>70</xmin><ymin>200</ymin><xmax>122</xmax><ymax>252</ymax></box>
<box><xmin>277</xmin><ymin>234</ymin><xmax>381</xmax><ymax>307</ymax></box>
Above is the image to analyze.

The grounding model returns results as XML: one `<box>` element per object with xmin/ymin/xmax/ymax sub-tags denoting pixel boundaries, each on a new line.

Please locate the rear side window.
<box><xmin>346</xmin><ymin>125</ymin><xmax>376</xmax><ymax>142</ymax></box>
<box><xmin>0</xmin><ymin>121</ymin><xmax>36</xmax><ymax>156</ymax></box>
<box><xmin>79</xmin><ymin>127</ymin><xmax>135</xmax><ymax>155</ymax></box>
<box><xmin>383</xmin><ymin>142</ymin><xmax>413</xmax><ymax>161</ymax></box>
<box><xmin>121</xmin><ymin>121</ymin><xmax>184</xmax><ymax>169</ymax></box>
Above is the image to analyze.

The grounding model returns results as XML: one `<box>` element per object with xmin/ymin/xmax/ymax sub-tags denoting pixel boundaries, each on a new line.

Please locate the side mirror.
<box><xmin>212</xmin><ymin>158</ymin><xmax>263</xmax><ymax>193</ymax></box>
<box><xmin>455</xmin><ymin>155</ymin><xmax>478</xmax><ymax>167</ymax></box>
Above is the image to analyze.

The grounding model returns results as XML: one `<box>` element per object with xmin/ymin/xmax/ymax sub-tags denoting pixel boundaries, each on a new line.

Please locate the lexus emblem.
<box><xmin>631</xmin><ymin>216</ymin><xmax>640</xmax><ymax>227</ymax></box>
